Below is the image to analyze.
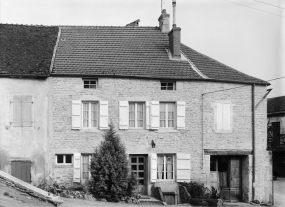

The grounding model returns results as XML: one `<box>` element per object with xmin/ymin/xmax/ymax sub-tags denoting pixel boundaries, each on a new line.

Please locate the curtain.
<box><xmin>91</xmin><ymin>103</ymin><xmax>97</xmax><ymax>127</ymax></box>
<box><xmin>82</xmin><ymin>155</ymin><xmax>89</xmax><ymax>179</ymax></box>
<box><xmin>157</xmin><ymin>156</ymin><xmax>164</xmax><ymax>179</ymax></box>
<box><xmin>129</xmin><ymin>103</ymin><xmax>135</xmax><ymax>127</ymax></box>
<box><xmin>168</xmin><ymin>103</ymin><xmax>174</xmax><ymax>127</ymax></box>
<box><xmin>137</xmin><ymin>103</ymin><xmax>144</xmax><ymax>127</ymax></box>
<box><xmin>83</xmin><ymin>103</ymin><xmax>89</xmax><ymax>127</ymax></box>
<box><xmin>160</xmin><ymin>103</ymin><xmax>166</xmax><ymax>127</ymax></box>
<box><xmin>166</xmin><ymin>156</ymin><xmax>173</xmax><ymax>179</ymax></box>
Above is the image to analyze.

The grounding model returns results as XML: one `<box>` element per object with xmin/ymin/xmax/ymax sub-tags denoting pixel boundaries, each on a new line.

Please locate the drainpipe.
<box><xmin>252</xmin><ymin>84</ymin><xmax>255</xmax><ymax>201</ymax></box>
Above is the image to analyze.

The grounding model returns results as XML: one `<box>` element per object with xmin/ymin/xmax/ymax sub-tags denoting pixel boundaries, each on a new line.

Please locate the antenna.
<box><xmin>161</xmin><ymin>0</ymin><xmax>165</xmax><ymax>12</ymax></box>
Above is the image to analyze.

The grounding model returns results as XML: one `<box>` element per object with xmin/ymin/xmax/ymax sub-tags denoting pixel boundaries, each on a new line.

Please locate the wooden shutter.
<box><xmin>73</xmin><ymin>153</ymin><xmax>81</xmax><ymax>183</ymax></box>
<box><xmin>150</xmin><ymin>101</ymin><xmax>159</xmax><ymax>129</ymax></box>
<box><xmin>223</xmin><ymin>103</ymin><xmax>231</xmax><ymax>130</ymax></box>
<box><xmin>176</xmin><ymin>101</ymin><xmax>186</xmax><ymax>129</ymax></box>
<box><xmin>119</xmin><ymin>101</ymin><xmax>129</xmax><ymax>129</ymax></box>
<box><xmin>176</xmin><ymin>153</ymin><xmax>191</xmax><ymax>182</ymax></box>
<box><xmin>72</xmin><ymin>100</ymin><xmax>81</xmax><ymax>129</ymax></box>
<box><xmin>13</xmin><ymin>96</ymin><xmax>22</xmax><ymax>127</ymax></box>
<box><xmin>146</xmin><ymin>101</ymin><xmax>150</xmax><ymax>129</ymax></box>
<box><xmin>99</xmin><ymin>101</ymin><xmax>108</xmax><ymax>129</ymax></box>
<box><xmin>13</xmin><ymin>95</ymin><xmax>32</xmax><ymax>127</ymax></box>
<box><xmin>215</xmin><ymin>103</ymin><xmax>223</xmax><ymax>130</ymax></box>
<box><xmin>151</xmin><ymin>153</ymin><xmax>157</xmax><ymax>182</ymax></box>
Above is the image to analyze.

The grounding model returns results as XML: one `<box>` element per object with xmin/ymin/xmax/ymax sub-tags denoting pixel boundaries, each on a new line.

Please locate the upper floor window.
<box><xmin>129</xmin><ymin>102</ymin><xmax>145</xmax><ymax>128</ymax></box>
<box><xmin>83</xmin><ymin>79</ymin><xmax>97</xmax><ymax>89</ymax></box>
<box><xmin>160</xmin><ymin>102</ymin><xmax>175</xmax><ymax>128</ymax></box>
<box><xmin>82</xmin><ymin>101</ymin><xmax>98</xmax><ymax>128</ymax></box>
<box><xmin>161</xmin><ymin>81</ymin><xmax>176</xmax><ymax>90</ymax></box>
<box><xmin>12</xmin><ymin>95</ymin><xmax>33</xmax><ymax>127</ymax></box>
<box><xmin>215</xmin><ymin>102</ymin><xmax>232</xmax><ymax>132</ymax></box>
<box><xmin>56</xmin><ymin>154</ymin><xmax>73</xmax><ymax>165</ymax></box>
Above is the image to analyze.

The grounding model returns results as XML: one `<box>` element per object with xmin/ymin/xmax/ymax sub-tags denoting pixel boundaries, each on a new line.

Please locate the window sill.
<box><xmin>80</xmin><ymin>128</ymin><xmax>101</xmax><ymax>132</ymax></box>
<box><xmin>156</xmin><ymin>180</ymin><xmax>176</xmax><ymax>183</ymax></box>
<box><xmin>156</xmin><ymin>128</ymin><xmax>179</xmax><ymax>133</ymax></box>
<box><xmin>55</xmin><ymin>164</ymin><xmax>73</xmax><ymax>168</ymax></box>
<box><xmin>214</xmin><ymin>130</ymin><xmax>233</xmax><ymax>134</ymax></box>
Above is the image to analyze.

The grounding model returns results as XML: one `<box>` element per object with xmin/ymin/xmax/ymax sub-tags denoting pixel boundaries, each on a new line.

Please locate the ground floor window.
<box><xmin>56</xmin><ymin>154</ymin><xmax>72</xmax><ymax>164</ymax></box>
<box><xmin>82</xmin><ymin>155</ymin><xmax>91</xmax><ymax>179</ymax></box>
<box><xmin>157</xmin><ymin>154</ymin><xmax>174</xmax><ymax>180</ymax></box>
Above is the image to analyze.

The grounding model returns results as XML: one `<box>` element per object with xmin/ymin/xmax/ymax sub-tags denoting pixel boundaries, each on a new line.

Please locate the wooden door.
<box><xmin>229</xmin><ymin>158</ymin><xmax>241</xmax><ymax>201</ymax></box>
<box><xmin>130</xmin><ymin>155</ymin><xmax>147</xmax><ymax>195</ymax></box>
<box><xmin>11</xmin><ymin>161</ymin><xmax>31</xmax><ymax>183</ymax></box>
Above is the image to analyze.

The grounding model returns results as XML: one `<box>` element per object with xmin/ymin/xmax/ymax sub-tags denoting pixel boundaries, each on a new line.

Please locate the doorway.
<box><xmin>11</xmin><ymin>161</ymin><xmax>31</xmax><ymax>183</ymax></box>
<box><xmin>130</xmin><ymin>155</ymin><xmax>147</xmax><ymax>195</ymax></box>
<box><xmin>210</xmin><ymin>156</ymin><xmax>242</xmax><ymax>202</ymax></box>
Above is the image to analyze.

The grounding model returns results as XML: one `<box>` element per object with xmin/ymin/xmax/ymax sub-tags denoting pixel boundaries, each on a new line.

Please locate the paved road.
<box><xmin>274</xmin><ymin>177</ymin><xmax>285</xmax><ymax>207</ymax></box>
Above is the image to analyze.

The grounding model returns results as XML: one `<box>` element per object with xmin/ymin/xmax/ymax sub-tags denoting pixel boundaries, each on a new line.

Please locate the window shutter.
<box><xmin>216</xmin><ymin>103</ymin><xmax>223</xmax><ymax>130</ymax></box>
<box><xmin>119</xmin><ymin>101</ymin><xmax>129</xmax><ymax>129</ymax></box>
<box><xmin>223</xmin><ymin>104</ymin><xmax>231</xmax><ymax>130</ymax></box>
<box><xmin>146</xmin><ymin>101</ymin><xmax>150</xmax><ymax>129</ymax></box>
<box><xmin>72</xmin><ymin>100</ymin><xmax>82</xmax><ymax>129</ymax></box>
<box><xmin>13</xmin><ymin>96</ymin><xmax>22</xmax><ymax>127</ymax></box>
<box><xmin>151</xmin><ymin>153</ymin><xmax>157</xmax><ymax>182</ymax></box>
<box><xmin>176</xmin><ymin>153</ymin><xmax>191</xmax><ymax>182</ymax></box>
<box><xmin>73</xmin><ymin>153</ymin><xmax>81</xmax><ymax>183</ymax></box>
<box><xmin>150</xmin><ymin>101</ymin><xmax>159</xmax><ymax>129</ymax></box>
<box><xmin>176</xmin><ymin>101</ymin><xmax>186</xmax><ymax>129</ymax></box>
<box><xmin>99</xmin><ymin>101</ymin><xmax>108</xmax><ymax>129</ymax></box>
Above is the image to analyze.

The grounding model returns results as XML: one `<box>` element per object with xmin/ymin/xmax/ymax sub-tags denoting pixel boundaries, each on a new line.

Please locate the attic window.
<box><xmin>161</xmin><ymin>81</ymin><xmax>176</xmax><ymax>90</ymax></box>
<box><xmin>83</xmin><ymin>79</ymin><xmax>97</xmax><ymax>89</ymax></box>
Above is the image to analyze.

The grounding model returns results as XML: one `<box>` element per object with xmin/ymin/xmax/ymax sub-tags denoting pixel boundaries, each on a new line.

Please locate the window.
<box><xmin>83</xmin><ymin>79</ymin><xmax>97</xmax><ymax>89</ymax></box>
<box><xmin>82</xmin><ymin>102</ymin><xmax>98</xmax><ymax>128</ymax></box>
<box><xmin>160</xmin><ymin>102</ymin><xmax>175</xmax><ymax>128</ymax></box>
<box><xmin>157</xmin><ymin>154</ymin><xmax>174</xmax><ymax>180</ymax></box>
<box><xmin>215</xmin><ymin>102</ymin><xmax>232</xmax><ymax>132</ymax></box>
<box><xmin>12</xmin><ymin>95</ymin><xmax>33</xmax><ymax>127</ymax></box>
<box><xmin>82</xmin><ymin>155</ymin><xmax>91</xmax><ymax>179</ymax></box>
<box><xmin>56</xmin><ymin>154</ymin><xmax>72</xmax><ymax>164</ymax></box>
<box><xmin>129</xmin><ymin>102</ymin><xmax>145</xmax><ymax>128</ymax></box>
<box><xmin>161</xmin><ymin>81</ymin><xmax>176</xmax><ymax>90</ymax></box>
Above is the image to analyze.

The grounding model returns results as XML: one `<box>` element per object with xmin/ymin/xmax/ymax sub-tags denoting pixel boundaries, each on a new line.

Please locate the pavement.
<box><xmin>273</xmin><ymin>177</ymin><xmax>285</xmax><ymax>207</ymax></box>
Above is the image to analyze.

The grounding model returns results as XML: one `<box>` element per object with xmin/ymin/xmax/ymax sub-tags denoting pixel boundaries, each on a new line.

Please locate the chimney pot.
<box><xmin>158</xmin><ymin>9</ymin><xmax>170</xmax><ymax>33</ymax></box>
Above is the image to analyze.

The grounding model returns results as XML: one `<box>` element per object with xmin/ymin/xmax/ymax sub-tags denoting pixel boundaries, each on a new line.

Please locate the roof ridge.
<box><xmin>268</xmin><ymin>95</ymin><xmax>285</xmax><ymax>100</ymax></box>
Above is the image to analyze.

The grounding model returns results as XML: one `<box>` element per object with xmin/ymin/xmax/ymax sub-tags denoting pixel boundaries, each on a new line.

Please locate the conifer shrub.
<box><xmin>88</xmin><ymin>123</ymin><xmax>137</xmax><ymax>202</ymax></box>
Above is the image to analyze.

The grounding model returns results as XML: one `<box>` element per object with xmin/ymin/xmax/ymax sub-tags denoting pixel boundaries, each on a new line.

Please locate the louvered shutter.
<box><xmin>215</xmin><ymin>103</ymin><xmax>223</xmax><ymax>130</ymax></box>
<box><xmin>13</xmin><ymin>96</ymin><xmax>22</xmax><ymax>127</ymax></box>
<box><xmin>72</xmin><ymin>100</ymin><xmax>82</xmax><ymax>129</ymax></box>
<box><xmin>73</xmin><ymin>153</ymin><xmax>81</xmax><ymax>182</ymax></box>
<box><xmin>146</xmin><ymin>101</ymin><xmax>150</xmax><ymax>129</ymax></box>
<box><xmin>176</xmin><ymin>153</ymin><xmax>191</xmax><ymax>182</ymax></box>
<box><xmin>176</xmin><ymin>101</ymin><xmax>186</xmax><ymax>129</ymax></box>
<box><xmin>223</xmin><ymin>103</ymin><xmax>231</xmax><ymax>130</ymax></box>
<box><xmin>119</xmin><ymin>101</ymin><xmax>129</xmax><ymax>129</ymax></box>
<box><xmin>151</xmin><ymin>153</ymin><xmax>157</xmax><ymax>182</ymax></box>
<box><xmin>99</xmin><ymin>101</ymin><xmax>108</xmax><ymax>129</ymax></box>
<box><xmin>13</xmin><ymin>95</ymin><xmax>32</xmax><ymax>127</ymax></box>
<box><xmin>150</xmin><ymin>101</ymin><xmax>159</xmax><ymax>129</ymax></box>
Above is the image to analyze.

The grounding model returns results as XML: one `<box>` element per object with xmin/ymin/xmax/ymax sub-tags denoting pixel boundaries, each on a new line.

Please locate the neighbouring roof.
<box><xmin>268</xmin><ymin>96</ymin><xmax>285</xmax><ymax>115</ymax></box>
<box><xmin>0</xmin><ymin>24</ymin><xmax>58</xmax><ymax>77</ymax></box>
<box><xmin>53</xmin><ymin>26</ymin><xmax>268</xmax><ymax>85</ymax></box>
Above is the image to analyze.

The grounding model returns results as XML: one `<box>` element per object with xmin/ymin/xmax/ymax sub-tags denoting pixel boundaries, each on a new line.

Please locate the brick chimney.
<box><xmin>168</xmin><ymin>0</ymin><xmax>181</xmax><ymax>59</ymax></box>
<box><xmin>158</xmin><ymin>9</ymin><xmax>170</xmax><ymax>33</ymax></box>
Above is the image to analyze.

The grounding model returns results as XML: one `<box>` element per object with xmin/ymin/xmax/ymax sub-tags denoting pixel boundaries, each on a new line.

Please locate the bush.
<box><xmin>88</xmin><ymin>123</ymin><xmax>137</xmax><ymax>202</ymax></box>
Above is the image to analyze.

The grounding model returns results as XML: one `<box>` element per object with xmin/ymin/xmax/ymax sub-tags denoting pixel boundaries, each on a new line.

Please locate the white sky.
<box><xmin>0</xmin><ymin>0</ymin><xmax>284</xmax><ymax>98</ymax></box>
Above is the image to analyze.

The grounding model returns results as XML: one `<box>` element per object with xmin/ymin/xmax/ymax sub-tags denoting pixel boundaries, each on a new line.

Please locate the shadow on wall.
<box><xmin>0</xmin><ymin>149</ymin><xmax>9</xmax><ymax>172</ymax></box>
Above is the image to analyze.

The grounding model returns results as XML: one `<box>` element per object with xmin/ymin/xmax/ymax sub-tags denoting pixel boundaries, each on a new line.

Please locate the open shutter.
<box><xmin>176</xmin><ymin>101</ymin><xmax>186</xmax><ymax>129</ymax></box>
<box><xmin>215</xmin><ymin>103</ymin><xmax>223</xmax><ymax>130</ymax></box>
<box><xmin>89</xmin><ymin>155</ymin><xmax>92</xmax><ymax>179</ymax></box>
<box><xmin>72</xmin><ymin>100</ymin><xmax>81</xmax><ymax>129</ymax></box>
<box><xmin>146</xmin><ymin>101</ymin><xmax>150</xmax><ymax>129</ymax></box>
<box><xmin>73</xmin><ymin>153</ymin><xmax>81</xmax><ymax>182</ymax></box>
<box><xmin>150</xmin><ymin>101</ymin><xmax>159</xmax><ymax>130</ymax></box>
<box><xmin>99</xmin><ymin>101</ymin><xmax>108</xmax><ymax>129</ymax></box>
<box><xmin>119</xmin><ymin>101</ymin><xmax>129</xmax><ymax>129</ymax></box>
<box><xmin>223</xmin><ymin>103</ymin><xmax>231</xmax><ymax>130</ymax></box>
<box><xmin>151</xmin><ymin>153</ymin><xmax>157</xmax><ymax>182</ymax></box>
<box><xmin>176</xmin><ymin>153</ymin><xmax>191</xmax><ymax>182</ymax></box>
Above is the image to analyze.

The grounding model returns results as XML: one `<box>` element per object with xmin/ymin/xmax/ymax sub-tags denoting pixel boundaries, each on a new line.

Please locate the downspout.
<box><xmin>201</xmin><ymin>94</ymin><xmax>204</xmax><ymax>169</ymax></box>
<box><xmin>252</xmin><ymin>84</ymin><xmax>255</xmax><ymax>201</ymax></box>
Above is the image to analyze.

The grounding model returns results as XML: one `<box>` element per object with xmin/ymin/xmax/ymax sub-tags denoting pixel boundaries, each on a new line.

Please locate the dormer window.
<box><xmin>161</xmin><ymin>81</ymin><xmax>176</xmax><ymax>90</ymax></box>
<box><xmin>83</xmin><ymin>79</ymin><xmax>97</xmax><ymax>89</ymax></box>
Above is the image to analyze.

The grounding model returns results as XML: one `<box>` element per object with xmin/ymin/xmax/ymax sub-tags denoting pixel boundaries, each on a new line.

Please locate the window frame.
<box><xmin>83</xmin><ymin>79</ymin><xmax>98</xmax><ymax>89</ymax></box>
<box><xmin>55</xmin><ymin>154</ymin><xmax>73</xmax><ymax>165</ymax></box>
<box><xmin>159</xmin><ymin>102</ymin><xmax>176</xmax><ymax>128</ymax></box>
<box><xmin>82</xmin><ymin>154</ymin><xmax>91</xmax><ymax>179</ymax></box>
<box><xmin>157</xmin><ymin>154</ymin><xmax>175</xmax><ymax>181</ymax></box>
<box><xmin>82</xmin><ymin>101</ymin><xmax>99</xmax><ymax>128</ymax></box>
<box><xmin>160</xmin><ymin>81</ymin><xmax>176</xmax><ymax>90</ymax></box>
<box><xmin>129</xmin><ymin>102</ymin><xmax>145</xmax><ymax>129</ymax></box>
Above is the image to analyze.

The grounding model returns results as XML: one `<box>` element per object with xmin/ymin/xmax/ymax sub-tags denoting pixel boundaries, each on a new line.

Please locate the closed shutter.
<box><xmin>119</xmin><ymin>101</ymin><xmax>129</xmax><ymax>129</ymax></box>
<box><xmin>215</xmin><ymin>103</ymin><xmax>223</xmax><ymax>130</ymax></box>
<box><xmin>72</xmin><ymin>100</ymin><xmax>82</xmax><ymax>129</ymax></box>
<box><xmin>73</xmin><ymin>153</ymin><xmax>81</xmax><ymax>183</ymax></box>
<box><xmin>176</xmin><ymin>101</ymin><xmax>186</xmax><ymax>129</ymax></box>
<box><xmin>99</xmin><ymin>101</ymin><xmax>108</xmax><ymax>129</ymax></box>
<box><xmin>176</xmin><ymin>153</ymin><xmax>191</xmax><ymax>182</ymax></box>
<box><xmin>146</xmin><ymin>101</ymin><xmax>150</xmax><ymax>129</ymax></box>
<box><xmin>223</xmin><ymin>103</ymin><xmax>231</xmax><ymax>130</ymax></box>
<box><xmin>13</xmin><ymin>95</ymin><xmax>33</xmax><ymax>127</ymax></box>
<box><xmin>150</xmin><ymin>101</ymin><xmax>159</xmax><ymax>130</ymax></box>
<box><xmin>13</xmin><ymin>96</ymin><xmax>22</xmax><ymax>127</ymax></box>
<box><xmin>151</xmin><ymin>153</ymin><xmax>157</xmax><ymax>182</ymax></box>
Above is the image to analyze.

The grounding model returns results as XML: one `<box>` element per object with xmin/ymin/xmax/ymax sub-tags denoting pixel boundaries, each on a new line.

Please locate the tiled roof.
<box><xmin>0</xmin><ymin>24</ymin><xmax>58</xmax><ymax>77</ymax></box>
<box><xmin>53</xmin><ymin>26</ymin><xmax>268</xmax><ymax>85</ymax></box>
<box><xmin>268</xmin><ymin>96</ymin><xmax>285</xmax><ymax>115</ymax></box>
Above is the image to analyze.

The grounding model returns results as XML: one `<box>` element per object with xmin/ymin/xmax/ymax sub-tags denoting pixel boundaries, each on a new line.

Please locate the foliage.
<box><xmin>88</xmin><ymin>123</ymin><xmax>137</xmax><ymax>202</ymax></box>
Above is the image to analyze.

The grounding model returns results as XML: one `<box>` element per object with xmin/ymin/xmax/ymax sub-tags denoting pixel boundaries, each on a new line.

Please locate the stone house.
<box><xmin>0</xmin><ymin>9</ymin><xmax>272</xmax><ymax>204</ymax></box>
<box><xmin>267</xmin><ymin>96</ymin><xmax>285</xmax><ymax>177</ymax></box>
<box><xmin>0</xmin><ymin>24</ymin><xmax>58</xmax><ymax>184</ymax></box>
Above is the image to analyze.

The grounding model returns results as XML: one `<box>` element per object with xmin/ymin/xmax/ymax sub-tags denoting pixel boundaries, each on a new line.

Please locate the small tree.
<box><xmin>89</xmin><ymin>123</ymin><xmax>137</xmax><ymax>202</ymax></box>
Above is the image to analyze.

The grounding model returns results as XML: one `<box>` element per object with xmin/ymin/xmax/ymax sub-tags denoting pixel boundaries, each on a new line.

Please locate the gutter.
<box><xmin>0</xmin><ymin>74</ymin><xmax>48</xmax><ymax>79</ymax></box>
